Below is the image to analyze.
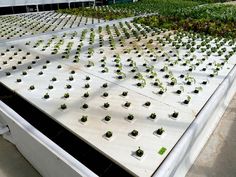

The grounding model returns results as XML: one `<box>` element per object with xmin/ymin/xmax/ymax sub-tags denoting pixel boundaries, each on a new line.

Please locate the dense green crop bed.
<box><xmin>57</xmin><ymin>7</ymin><xmax>134</xmax><ymax>20</ymax></box>
<box><xmin>133</xmin><ymin>2</ymin><xmax>236</xmax><ymax>38</ymax></box>
<box><xmin>134</xmin><ymin>15</ymin><xmax>236</xmax><ymax>38</ymax></box>
<box><xmin>57</xmin><ymin>0</ymin><xmax>201</xmax><ymax>19</ymax></box>
<box><xmin>174</xmin><ymin>4</ymin><xmax>236</xmax><ymax>22</ymax></box>
<box><xmin>110</xmin><ymin>0</ymin><xmax>201</xmax><ymax>15</ymax></box>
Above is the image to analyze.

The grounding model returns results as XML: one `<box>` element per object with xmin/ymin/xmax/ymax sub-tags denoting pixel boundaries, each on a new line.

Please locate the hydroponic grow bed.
<box><xmin>0</xmin><ymin>11</ymin><xmax>105</xmax><ymax>40</ymax></box>
<box><xmin>0</xmin><ymin>19</ymin><xmax>236</xmax><ymax>177</ymax></box>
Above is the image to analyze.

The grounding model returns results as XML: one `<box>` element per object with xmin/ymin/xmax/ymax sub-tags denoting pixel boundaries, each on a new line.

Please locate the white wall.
<box><xmin>0</xmin><ymin>0</ymin><xmax>94</xmax><ymax>7</ymax></box>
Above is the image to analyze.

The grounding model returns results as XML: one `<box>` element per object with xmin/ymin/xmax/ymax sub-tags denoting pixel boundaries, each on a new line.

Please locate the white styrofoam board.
<box><xmin>154</xmin><ymin>64</ymin><xmax>236</xmax><ymax>177</ymax></box>
<box><xmin>0</xmin><ymin>11</ymin><xmax>102</xmax><ymax>40</ymax></box>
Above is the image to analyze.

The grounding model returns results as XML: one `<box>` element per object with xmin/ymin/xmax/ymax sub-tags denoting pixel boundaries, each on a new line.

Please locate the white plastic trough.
<box><xmin>0</xmin><ymin>101</ymin><xmax>97</xmax><ymax>177</ymax></box>
<box><xmin>0</xmin><ymin>64</ymin><xmax>235</xmax><ymax>177</ymax></box>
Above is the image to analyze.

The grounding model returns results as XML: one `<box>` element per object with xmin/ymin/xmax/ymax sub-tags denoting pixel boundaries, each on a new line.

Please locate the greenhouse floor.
<box><xmin>0</xmin><ymin>137</ymin><xmax>41</xmax><ymax>177</ymax></box>
<box><xmin>186</xmin><ymin>93</ymin><xmax>236</xmax><ymax>177</ymax></box>
<box><xmin>0</xmin><ymin>93</ymin><xmax>236</xmax><ymax>177</ymax></box>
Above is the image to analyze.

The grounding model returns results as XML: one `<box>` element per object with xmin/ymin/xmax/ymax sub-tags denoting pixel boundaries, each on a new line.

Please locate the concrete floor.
<box><xmin>0</xmin><ymin>137</ymin><xmax>41</xmax><ymax>177</ymax></box>
<box><xmin>186</xmin><ymin>94</ymin><xmax>236</xmax><ymax>177</ymax></box>
<box><xmin>0</xmin><ymin>94</ymin><xmax>235</xmax><ymax>177</ymax></box>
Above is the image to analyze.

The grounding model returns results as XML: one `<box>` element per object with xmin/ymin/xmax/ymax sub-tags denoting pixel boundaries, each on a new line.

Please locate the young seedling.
<box><xmin>12</xmin><ymin>66</ymin><xmax>17</xmax><ymax>70</ymax></box>
<box><xmin>52</xmin><ymin>77</ymin><xmax>57</xmax><ymax>81</ymax></box>
<box><xmin>154</xmin><ymin>78</ymin><xmax>162</xmax><ymax>86</ymax></box>
<box><xmin>145</xmin><ymin>65</ymin><xmax>154</xmax><ymax>73</ymax></box>
<box><xmin>124</xmin><ymin>101</ymin><xmax>131</xmax><ymax>108</ymax></box>
<box><xmin>61</xmin><ymin>104</ymin><xmax>67</xmax><ymax>110</ymax></box>
<box><xmin>38</xmin><ymin>71</ymin><xmax>43</xmax><ymax>75</ymax></box>
<box><xmin>150</xmin><ymin>70</ymin><xmax>157</xmax><ymax>78</ymax></box>
<box><xmin>214</xmin><ymin>62</ymin><xmax>223</xmax><ymax>71</ymax></box>
<box><xmin>188</xmin><ymin>64</ymin><xmax>196</xmax><ymax>72</ymax></box>
<box><xmin>87</xmin><ymin>48</ymin><xmax>94</xmax><ymax>55</ymax></box>
<box><xmin>134</xmin><ymin>72</ymin><xmax>143</xmax><ymax>80</ymax></box>
<box><xmin>135</xmin><ymin>147</ymin><xmax>144</xmax><ymax>157</ymax></box>
<box><xmin>99</xmin><ymin>49</ymin><xmax>104</xmax><ymax>54</ymax></box>
<box><xmin>170</xmin><ymin>77</ymin><xmax>177</xmax><ymax>86</ymax></box>
<box><xmin>194</xmin><ymin>87</ymin><xmax>203</xmax><ymax>94</ymax></box>
<box><xmin>210</xmin><ymin>69</ymin><xmax>218</xmax><ymax>77</ymax></box>
<box><xmin>83</xmin><ymin>92</ymin><xmax>89</xmax><ymax>98</ymax></box>
<box><xmin>81</xmin><ymin>115</ymin><xmax>87</xmax><ymax>122</ymax></box>
<box><xmin>69</xmin><ymin>76</ymin><xmax>74</xmax><ymax>81</ymax></box>
<box><xmin>103</xmin><ymin>92</ymin><xmax>109</xmax><ymax>97</ymax></box>
<box><xmin>102</xmin><ymin>83</ymin><xmax>108</xmax><ymax>88</ymax></box>
<box><xmin>66</xmin><ymin>84</ymin><xmax>72</xmax><ymax>89</ymax></box>
<box><xmin>82</xmin><ymin>104</ymin><xmax>89</xmax><ymax>109</ymax></box>
<box><xmin>103</xmin><ymin>102</ymin><xmax>110</xmax><ymax>108</ymax></box>
<box><xmin>160</xmin><ymin>65</ymin><xmax>169</xmax><ymax>72</ymax></box>
<box><xmin>87</xmin><ymin>61</ymin><xmax>94</xmax><ymax>67</ymax></box>
<box><xmin>172</xmin><ymin>111</ymin><xmax>179</xmax><ymax>118</ymax></box>
<box><xmin>44</xmin><ymin>93</ymin><xmax>49</xmax><ymax>99</ymax></box>
<box><xmin>48</xmin><ymin>85</ymin><xmax>53</xmax><ymax>90</ymax></box>
<box><xmin>122</xmin><ymin>91</ymin><xmax>128</xmax><ymax>97</ymax></box>
<box><xmin>166</xmin><ymin>71</ymin><xmax>173</xmax><ymax>79</ymax></box>
<box><xmin>131</xmin><ymin>130</ymin><xmax>139</xmax><ymax>137</ymax></box>
<box><xmin>183</xmin><ymin>95</ymin><xmax>191</xmax><ymax>104</ymax></box>
<box><xmin>105</xmin><ymin>131</ymin><xmax>112</xmax><ymax>138</ymax></box>
<box><xmin>136</xmin><ymin>78</ymin><xmax>146</xmax><ymax>88</ymax></box>
<box><xmin>144</xmin><ymin>101</ymin><xmax>151</xmax><ymax>107</ymax></box>
<box><xmin>29</xmin><ymin>85</ymin><xmax>35</xmax><ymax>90</ymax></box>
<box><xmin>127</xmin><ymin>114</ymin><xmax>134</xmax><ymax>120</ymax></box>
<box><xmin>156</xmin><ymin>128</ymin><xmax>165</xmax><ymax>135</ymax></box>
<box><xmin>149</xmin><ymin>113</ymin><xmax>156</xmax><ymax>119</ymax></box>
<box><xmin>64</xmin><ymin>93</ymin><xmax>70</xmax><ymax>98</ymax></box>
<box><xmin>104</xmin><ymin>115</ymin><xmax>111</xmax><ymax>122</ymax></box>
<box><xmin>117</xmin><ymin>72</ymin><xmax>126</xmax><ymax>80</ymax></box>
<box><xmin>101</xmin><ymin>67</ymin><xmax>109</xmax><ymax>73</ymax></box>
<box><xmin>185</xmin><ymin>74</ymin><xmax>196</xmax><ymax>85</ymax></box>
<box><xmin>84</xmin><ymin>84</ymin><xmax>90</xmax><ymax>89</ymax></box>
<box><xmin>176</xmin><ymin>86</ymin><xmax>184</xmax><ymax>94</ymax></box>
<box><xmin>158</xmin><ymin>85</ymin><xmax>167</xmax><ymax>95</ymax></box>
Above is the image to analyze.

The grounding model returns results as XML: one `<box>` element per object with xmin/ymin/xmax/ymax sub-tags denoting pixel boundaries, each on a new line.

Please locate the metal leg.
<box><xmin>11</xmin><ymin>6</ymin><xmax>15</xmax><ymax>14</ymax></box>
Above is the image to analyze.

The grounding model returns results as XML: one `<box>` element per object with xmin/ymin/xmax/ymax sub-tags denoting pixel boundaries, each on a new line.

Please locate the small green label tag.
<box><xmin>158</xmin><ymin>147</ymin><xmax>167</xmax><ymax>155</ymax></box>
